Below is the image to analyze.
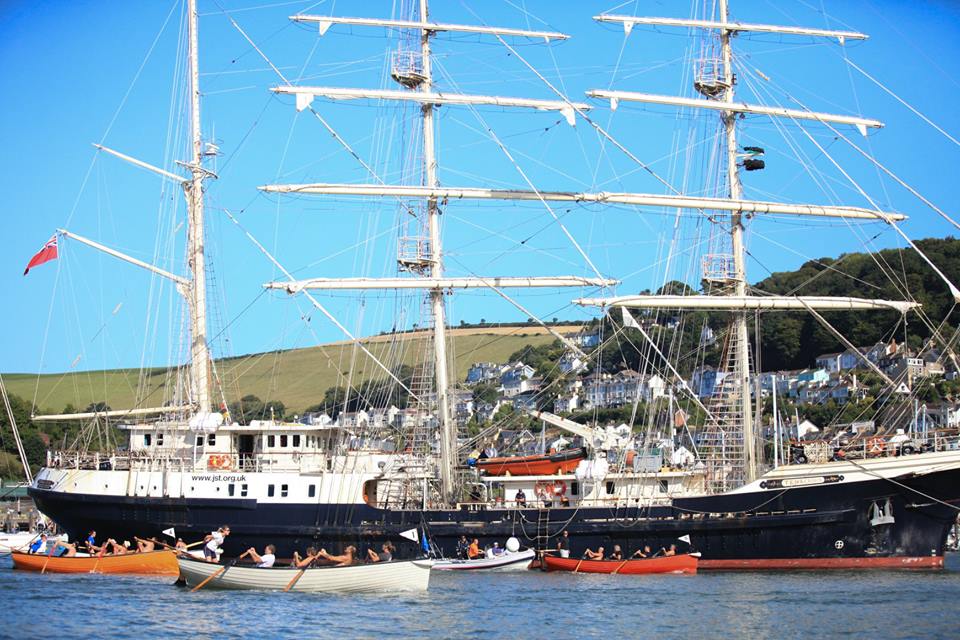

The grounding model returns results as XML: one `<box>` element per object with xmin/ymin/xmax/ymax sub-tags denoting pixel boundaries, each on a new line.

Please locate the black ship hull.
<box><xmin>30</xmin><ymin>465</ymin><xmax>960</xmax><ymax>569</ymax></box>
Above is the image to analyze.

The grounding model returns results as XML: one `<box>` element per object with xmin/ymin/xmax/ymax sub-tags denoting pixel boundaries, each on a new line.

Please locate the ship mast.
<box><xmin>718</xmin><ymin>0</ymin><xmax>756</xmax><ymax>481</ymax></box>
<box><xmin>417</xmin><ymin>0</ymin><xmax>456</xmax><ymax>501</ymax></box>
<box><xmin>185</xmin><ymin>0</ymin><xmax>212</xmax><ymax>414</ymax></box>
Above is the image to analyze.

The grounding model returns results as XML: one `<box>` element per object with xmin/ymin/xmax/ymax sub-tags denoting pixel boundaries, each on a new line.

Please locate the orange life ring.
<box><xmin>552</xmin><ymin>480</ymin><xmax>567</xmax><ymax>496</ymax></box>
<box><xmin>207</xmin><ymin>454</ymin><xmax>232</xmax><ymax>470</ymax></box>
<box><xmin>867</xmin><ymin>437</ymin><xmax>886</xmax><ymax>455</ymax></box>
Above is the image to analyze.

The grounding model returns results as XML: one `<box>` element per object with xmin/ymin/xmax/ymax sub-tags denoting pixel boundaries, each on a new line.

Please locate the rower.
<box><xmin>367</xmin><ymin>542</ymin><xmax>394</xmax><ymax>563</ymax></box>
<box><xmin>136</xmin><ymin>537</ymin><xmax>156</xmax><ymax>553</ymax></box>
<box><xmin>583</xmin><ymin>547</ymin><xmax>604</xmax><ymax>560</ymax></box>
<box><xmin>85</xmin><ymin>530</ymin><xmax>100</xmax><ymax>554</ymax></box>
<box><xmin>246</xmin><ymin>545</ymin><xmax>276</xmax><ymax>568</ymax></box>
<box><xmin>631</xmin><ymin>545</ymin><xmax>652</xmax><ymax>559</ymax></box>
<box><xmin>318</xmin><ymin>545</ymin><xmax>356</xmax><ymax>567</ymax></box>
<box><xmin>662</xmin><ymin>544</ymin><xmax>677</xmax><ymax>557</ymax></box>
<box><xmin>293</xmin><ymin>546</ymin><xmax>318</xmax><ymax>568</ymax></box>
<box><xmin>607</xmin><ymin>545</ymin><xmax>623</xmax><ymax>561</ymax></box>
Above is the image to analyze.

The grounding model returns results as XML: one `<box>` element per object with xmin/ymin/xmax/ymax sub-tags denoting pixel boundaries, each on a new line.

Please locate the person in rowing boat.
<box><xmin>292</xmin><ymin>546</ymin><xmax>319</xmax><ymax>568</ymax></box>
<box><xmin>28</xmin><ymin>534</ymin><xmax>48</xmax><ymax>554</ymax></box>
<box><xmin>317</xmin><ymin>545</ymin><xmax>357</xmax><ymax>567</ymax></box>
<box><xmin>631</xmin><ymin>545</ymin><xmax>652</xmax><ymax>559</ymax></box>
<box><xmin>607</xmin><ymin>545</ymin><xmax>623</xmax><ymax>561</ymax></box>
<box><xmin>104</xmin><ymin>539</ymin><xmax>131</xmax><ymax>555</ymax></box>
<box><xmin>367</xmin><ymin>542</ymin><xmax>394</xmax><ymax>563</ymax></box>
<box><xmin>555</xmin><ymin>530</ymin><xmax>570</xmax><ymax>558</ymax></box>
<box><xmin>582</xmin><ymin>546</ymin><xmax>604</xmax><ymax>560</ymax></box>
<box><xmin>175</xmin><ymin>538</ymin><xmax>188</xmax><ymax>551</ymax></box>
<box><xmin>203</xmin><ymin>526</ymin><xmax>230</xmax><ymax>562</ymax></box>
<box><xmin>50</xmin><ymin>540</ymin><xmax>78</xmax><ymax>557</ymax></box>
<box><xmin>246</xmin><ymin>545</ymin><xmax>276</xmax><ymax>568</ymax></box>
<box><xmin>662</xmin><ymin>544</ymin><xmax>677</xmax><ymax>557</ymax></box>
<box><xmin>85</xmin><ymin>530</ymin><xmax>101</xmax><ymax>555</ymax></box>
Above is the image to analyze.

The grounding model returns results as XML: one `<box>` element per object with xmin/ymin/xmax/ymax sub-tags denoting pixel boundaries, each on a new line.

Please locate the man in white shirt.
<box><xmin>203</xmin><ymin>526</ymin><xmax>230</xmax><ymax>562</ymax></box>
<box><xmin>246</xmin><ymin>544</ymin><xmax>276</xmax><ymax>568</ymax></box>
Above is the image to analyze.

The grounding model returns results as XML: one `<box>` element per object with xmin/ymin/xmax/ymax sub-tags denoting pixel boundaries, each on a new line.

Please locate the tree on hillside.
<box><xmin>228</xmin><ymin>395</ymin><xmax>285</xmax><ymax>425</ymax></box>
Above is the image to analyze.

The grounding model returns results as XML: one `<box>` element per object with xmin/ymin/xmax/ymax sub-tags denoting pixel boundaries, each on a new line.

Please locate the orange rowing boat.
<box><xmin>476</xmin><ymin>447</ymin><xmax>586</xmax><ymax>476</ymax></box>
<box><xmin>543</xmin><ymin>553</ymin><xmax>698</xmax><ymax>575</ymax></box>
<box><xmin>11</xmin><ymin>549</ymin><xmax>179</xmax><ymax>575</ymax></box>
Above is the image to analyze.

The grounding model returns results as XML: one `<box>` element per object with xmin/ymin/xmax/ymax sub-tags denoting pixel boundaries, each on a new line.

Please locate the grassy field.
<box><xmin>4</xmin><ymin>326</ymin><xmax>579</xmax><ymax>415</ymax></box>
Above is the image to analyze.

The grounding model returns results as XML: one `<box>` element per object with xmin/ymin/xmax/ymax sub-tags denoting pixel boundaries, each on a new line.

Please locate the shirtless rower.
<box><xmin>318</xmin><ymin>545</ymin><xmax>357</xmax><ymax>567</ymax></box>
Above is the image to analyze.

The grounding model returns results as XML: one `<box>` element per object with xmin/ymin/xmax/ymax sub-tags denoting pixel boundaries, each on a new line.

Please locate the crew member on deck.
<box><xmin>515</xmin><ymin>488</ymin><xmax>527</xmax><ymax>508</ymax></box>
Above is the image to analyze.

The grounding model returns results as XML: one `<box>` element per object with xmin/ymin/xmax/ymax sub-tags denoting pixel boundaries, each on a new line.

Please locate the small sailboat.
<box><xmin>176</xmin><ymin>556</ymin><xmax>432</xmax><ymax>593</ymax></box>
<box><xmin>542</xmin><ymin>554</ymin><xmax>698</xmax><ymax>575</ymax></box>
<box><xmin>11</xmin><ymin>549</ymin><xmax>180</xmax><ymax>575</ymax></box>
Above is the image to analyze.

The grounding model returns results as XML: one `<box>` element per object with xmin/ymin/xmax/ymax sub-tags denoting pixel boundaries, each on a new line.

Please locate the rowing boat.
<box><xmin>476</xmin><ymin>447</ymin><xmax>586</xmax><ymax>476</ymax></box>
<box><xmin>433</xmin><ymin>548</ymin><xmax>535</xmax><ymax>571</ymax></box>
<box><xmin>177</xmin><ymin>556</ymin><xmax>432</xmax><ymax>592</ymax></box>
<box><xmin>11</xmin><ymin>549</ymin><xmax>179</xmax><ymax>575</ymax></box>
<box><xmin>542</xmin><ymin>553</ymin><xmax>698</xmax><ymax>575</ymax></box>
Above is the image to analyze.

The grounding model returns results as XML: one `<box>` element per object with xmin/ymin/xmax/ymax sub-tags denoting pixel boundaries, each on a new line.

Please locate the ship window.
<box><xmin>196</xmin><ymin>435</ymin><xmax>204</xmax><ymax>447</ymax></box>
<box><xmin>570</xmin><ymin>481</ymin><xmax>579</xmax><ymax>496</ymax></box>
<box><xmin>267</xmin><ymin>435</ymin><xmax>275</xmax><ymax>448</ymax></box>
<box><xmin>240</xmin><ymin>484</ymin><xmax>248</xmax><ymax>497</ymax></box>
<box><xmin>208</xmin><ymin>434</ymin><xmax>216</xmax><ymax>446</ymax></box>
<box><xmin>268</xmin><ymin>484</ymin><xmax>275</xmax><ymax>497</ymax></box>
<box><xmin>308</xmin><ymin>484</ymin><xmax>316</xmax><ymax>498</ymax></box>
<box><xmin>157</xmin><ymin>433</ymin><xmax>164</xmax><ymax>447</ymax></box>
<box><xmin>605</xmin><ymin>481</ymin><xmax>615</xmax><ymax>495</ymax></box>
<box><xmin>280</xmin><ymin>435</ymin><xmax>288</xmax><ymax>448</ymax></box>
<box><xmin>659</xmin><ymin>480</ymin><xmax>669</xmax><ymax>493</ymax></box>
<box><xmin>293</xmin><ymin>435</ymin><xmax>301</xmax><ymax>448</ymax></box>
<box><xmin>228</xmin><ymin>483</ymin><xmax>235</xmax><ymax>497</ymax></box>
<box><xmin>281</xmin><ymin>484</ymin><xmax>289</xmax><ymax>498</ymax></box>
<box><xmin>144</xmin><ymin>434</ymin><xmax>152</xmax><ymax>447</ymax></box>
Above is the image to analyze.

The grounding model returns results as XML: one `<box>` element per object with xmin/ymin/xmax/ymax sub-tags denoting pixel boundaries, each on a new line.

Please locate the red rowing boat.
<box><xmin>542</xmin><ymin>553</ymin><xmax>698</xmax><ymax>575</ymax></box>
<box><xmin>476</xmin><ymin>447</ymin><xmax>586</xmax><ymax>476</ymax></box>
<box><xmin>11</xmin><ymin>549</ymin><xmax>179</xmax><ymax>575</ymax></box>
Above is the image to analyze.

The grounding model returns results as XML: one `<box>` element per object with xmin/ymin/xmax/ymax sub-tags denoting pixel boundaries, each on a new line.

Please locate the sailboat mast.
<box><xmin>719</xmin><ymin>0</ymin><xmax>757</xmax><ymax>481</ymax></box>
<box><xmin>186</xmin><ymin>0</ymin><xmax>211</xmax><ymax>414</ymax></box>
<box><xmin>418</xmin><ymin>0</ymin><xmax>456</xmax><ymax>501</ymax></box>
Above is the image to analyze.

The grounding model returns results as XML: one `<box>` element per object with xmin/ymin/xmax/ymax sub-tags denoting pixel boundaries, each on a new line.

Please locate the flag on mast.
<box><xmin>23</xmin><ymin>234</ymin><xmax>58</xmax><ymax>275</ymax></box>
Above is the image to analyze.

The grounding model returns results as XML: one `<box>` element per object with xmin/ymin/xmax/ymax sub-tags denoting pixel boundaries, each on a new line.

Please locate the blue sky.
<box><xmin>3</xmin><ymin>0</ymin><xmax>960</xmax><ymax>379</ymax></box>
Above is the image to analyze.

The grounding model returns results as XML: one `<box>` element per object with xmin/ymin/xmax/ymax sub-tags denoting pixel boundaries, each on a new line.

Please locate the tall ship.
<box><xmin>26</xmin><ymin>0</ymin><xmax>960</xmax><ymax>568</ymax></box>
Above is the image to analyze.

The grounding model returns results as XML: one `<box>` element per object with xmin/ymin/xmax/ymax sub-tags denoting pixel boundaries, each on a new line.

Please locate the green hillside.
<box><xmin>4</xmin><ymin>327</ymin><xmax>572</xmax><ymax>416</ymax></box>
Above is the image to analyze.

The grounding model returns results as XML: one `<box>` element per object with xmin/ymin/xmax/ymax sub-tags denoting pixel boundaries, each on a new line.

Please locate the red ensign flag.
<box><xmin>23</xmin><ymin>234</ymin><xmax>59</xmax><ymax>275</ymax></box>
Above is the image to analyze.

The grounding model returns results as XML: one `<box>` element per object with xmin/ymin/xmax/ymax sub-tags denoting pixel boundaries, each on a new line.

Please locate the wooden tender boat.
<box><xmin>476</xmin><ymin>447</ymin><xmax>586</xmax><ymax>476</ymax></box>
<box><xmin>542</xmin><ymin>553</ymin><xmax>698</xmax><ymax>575</ymax></box>
<box><xmin>177</xmin><ymin>556</ymin><xmax>432</xmax><ymax>592</ymax></box>
<box><xmin>11</xmin><ymin>549</ymin><xmax>179</xmax><ymax>575</ymax></box>
<box><xmin>433</xmin><ymin>548</ymin><xmax>535</xmax><ymax>571</ymax></box>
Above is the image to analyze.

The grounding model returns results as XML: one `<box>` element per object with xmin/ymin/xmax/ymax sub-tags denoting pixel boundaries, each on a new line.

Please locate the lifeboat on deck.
<box><xmin>475</xmin><ymin>447</ymin><xmax>586</xmax><ymax>476</ymax></box>
<box><xmin>542</xmin><ymin>553</ymin><xmax>698</xmax><ymax>575</ymax></box>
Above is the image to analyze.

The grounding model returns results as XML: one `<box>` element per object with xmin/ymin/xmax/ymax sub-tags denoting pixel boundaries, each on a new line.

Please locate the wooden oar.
<box><xmin>283</xmin><ymin>556</ymin><xmax>318</xmax><ymax>592</ymax></box>
<box><xmin>572</xmin><ymin>557</ymin><xmax>585</xmax><ymax>573</ymax></box>
<box><xmin>190</xmin><ymin>551</ymin><xmax>247</xmax><ymax>592</ymax></box>
<box><xmin>611</xmin><ymin>559</ymin><xmax>630</xmax><ymax>574</ymax></box>
<box><xmin>40</xmin><ymin>547</ymin><xmax>55</xmax><ymax>574</ymax></box>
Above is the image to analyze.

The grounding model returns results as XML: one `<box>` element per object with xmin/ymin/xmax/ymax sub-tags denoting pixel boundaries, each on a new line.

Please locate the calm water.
<box><xmin>2</xmin><ymin>554</ymin><xmax>959</xmax><ymax>639</ymax></box>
